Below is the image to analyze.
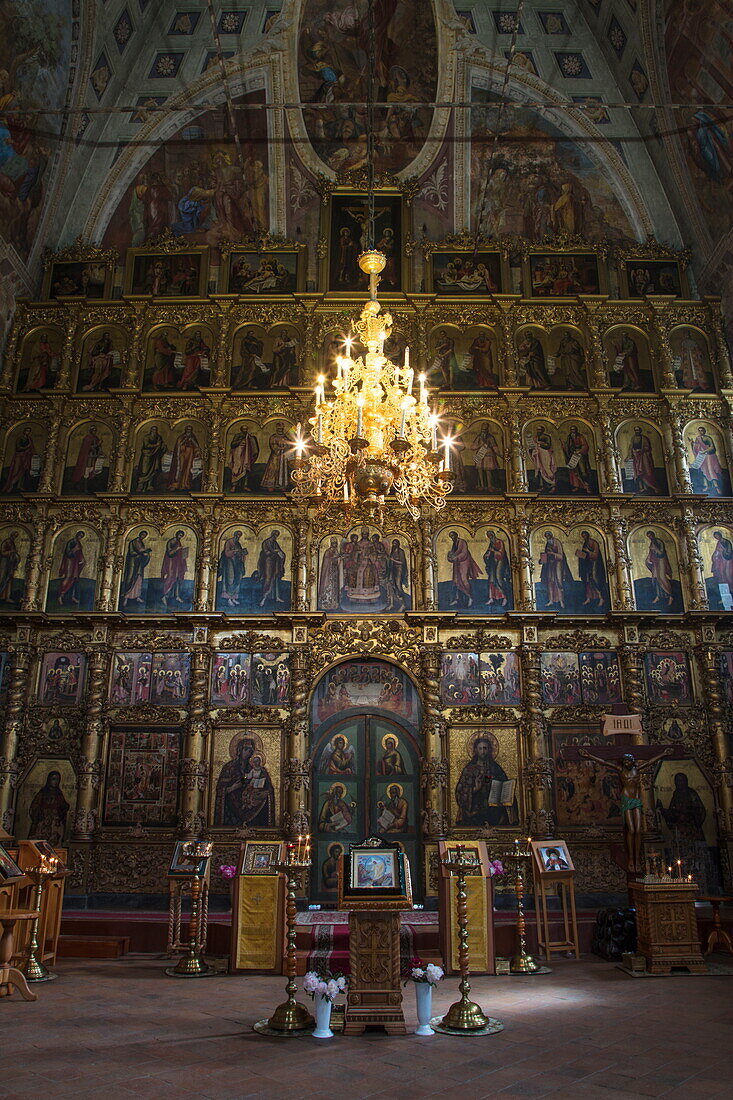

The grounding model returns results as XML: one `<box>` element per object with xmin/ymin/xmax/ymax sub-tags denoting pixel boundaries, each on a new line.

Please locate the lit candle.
<box><xmin>419</xmin><ymin>372</ymin><xmax>426</xmax><ymax>404</ymax></box>
<box><xmin>357</xmin><ymin>395</ymin><xmax>364</xmax><ymax>437</ymax></box>
<box><xmin>687</xmin><ymin>874</ymin><xmax>692</xmax><ymax>882</ymax></box>
<box><xmin>442</xmin><ymin>435</ymin><xmax>452</xmax><ymax>472</ymax></box>
<box><xmin>344</xmin><ymin>335</ymin><xmax>353</xmax><ymax>357</ymax></box>
<box><xmin>343</xmin><ymin>481</ymin><xmax>350</xmax><ymax>502</ymax></box>
<box><xmin>404</xmin><ymin>346</ymin><xmax>410</xmax><ymax>371</ymax></box>
<box><xmin>336</xmin><ymin>356</ymin><xmax>343</xmax><ymax>381</ymax></box>
<box><xmin>317</xmin><ymin>413</ymin><xmax>323</xmax><ymax>443</ymax></box>
<box><xmin>343</xmin><ymin>360</ymin><xmax>350</xmax><ymax>389</ymax></box>
<box><xmin>399</xmin><ymin>400</ymin><xmax>408</xmax><ymax>439</ymax></box>
<box><xmin>677</xmin><ymin>859</ymin><xmax>682</xmax><ymax>880</ymax></box>
<box><xmin>406</xmin><ymin>367</ymin><xmax>414</xmax><ymax>395</ymax></box>
<box><xmin>429</xmin><ymin>415</ymin><xmax>438</xmax><ymax>452</ymax></box>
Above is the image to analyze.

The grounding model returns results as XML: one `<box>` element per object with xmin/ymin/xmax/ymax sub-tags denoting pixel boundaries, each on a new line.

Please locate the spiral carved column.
<box><xmin>697</xmin><ymin>644</ymin><xmax>733</xmax><ymax>885</ymax></box>
<box><xmin>0</xmin><ymin>644</ymin><xmax>33</xmax><ymax>832</ymax></box>
<box><xmin>285</xmin><ymin>649</ymin><xmax>310</xmax><ymax>837</ymax></box>
<box><xmin>420</xmin><ymin>647</ymin><xmax>447</xmax><ymax>837</ymax></box>
<box><xmin>519</xmin><ymin>645</ymin><xmax>547</xmax><ymax>821</ymax></box>
<box><xmin>73</xmin><ymin>648</ymin><xmax>109</xmax><ymax>841</ymax></box>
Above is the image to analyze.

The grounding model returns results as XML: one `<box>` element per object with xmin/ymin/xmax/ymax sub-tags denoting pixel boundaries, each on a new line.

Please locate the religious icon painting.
<box><xmin>429</xmin><ymin>250</ymin><xmax>504</xmax><ymax>295</ymax></box>
<box><xmin>168</xmin><ymin>840</ymin><xmax>210</xmax><ymax>878</ymax></box>
<box><xmin>43</xmin><ymin>255</ymin><xmax>114</xmax><ymax>300</ymax></box>
<box><xmin>316</xmin><ymin>780</ymin><xmax>358</xmax><ymax>835</ymax></box>
<box><xmin>622</xmin><ymin>259</ymin><xmax>684</xmax><ymax>298</ymax></box>
<box><xmin>617</xmin><ymin>422</ymin><xmax>669</xmax><ymax>496</ymax></box>
<box><xmin>699</xmin><ymin>526</ymin><xmax>733</xmax><ymax>610</ymax></box>
<box><xmin>533</xmin><ymin>526</ymin><xmax>610</xmax><ymax>615</ymax></box>
<box><xmin>326</xmin><ymin>192</ymin><xmax>403</xmax><ymax>292</ymax></box>
<box><xmin>223</xmin><ymin>419</ymin><xmax>297</xmax><ymax>494</ymax></box>
<box><xmin>578</xmin><ymin>652</ymin><xmax>622</xmax><ymax>705</ymax></box>
<box><xmin>0</xmin><ymin>526</ymin><xmax>29</xmax><ymax>610</ymax></box>
<box><xmin>215</xmin><ymin>525</ymin><xmax>292</xmax><ymax>612</ymax></box>
<box><xmin>211</xmin><ymin>653</ymin><xmax>251</xmax><ymax>706</ymax></box>
<box><xmin>435</xmin><ymin>526</ymin><xmax>514</xmax><ymax>612</ymax></box>
<box><xmin>319</xmin><ymin>731</ymin><xmax>358</xmax><ymax>777</ymax></box>
<box><xmin>653</xmin><ymin>758</ymin><xmax>719</xmax><ymax>893</ymax></box>
<box><xmin>552</xmin><ymin>727</ymin><xmax>622</xmax><ymax>829</ymax></box>
<box><xmin>317</xmin><ymin>528</ymin><xmax>410</xmax><ymax>614</ymax></box>
<box><xmin>211</xmin><ymin>729</ymin><xmax>279</xmax><ymax>829</ymax></box>
<box><xmin>629</xmin><ymin>526</ymin><xmax>684</xmax><ymax>613</ymax></box>
<box><xmin>75</xmin><ymin>325</ymin><xmax>126</xmax><ymax>393</ymax></box>
<box><xmin>375</xmin><ymin>781</ymin><xmax>411</xmax><ymax>836</ymax></box>
<box><xmin>250</xmin><ymin>653</ymin><xmax>290</xmax><ymax>706</ymax></box>
<box><xmin>37</xmin><ymin>652</ymin><xmax>87</xmax><ymax>706</ymax></box>
<box><xmin>461</xmin><ymin>421</ymin><xmax>507</xmax><ymax>493</ymax></box>
<box><xmin>221</xmin><ymin>248</ymin><xmax>302</xmax><ymax>294</ymax></box>
<box><xmin>118</xmin><ymin>525</ymin><xmax>197</xmax><ymax>613</ymax></box>
<box><xmin>109</xmin><ymin>652</ymin><xmax>153</xmax><ymax>706</ymax></box>
<box><xmin>0</xmin><ymin>422</ymin><xmax>45</xmax><ymax>495</ymax></box>
<box><xmin>0</xmin><ymin>843</ymin><xmax>24</xmax><ymax>881</ymax></box>
<box><xmin>685</xmin><ymin>422</ymin><xmax>732</xmax><ymax>497</ymax></box>
<box><xmin>143</xmin><ymin>325</ymin><xmax>214</xmax><ymax>391</ymax></box>
<box><xmin>14</xmin><ymin>757</ymin><xmax>77</xmax><ymax>846</ymax></box>
<box><xmin>149</xmin><ymin>653</ymin><xmax>191</xmax><ymax>706</ymax></box>
<box><xmin>479</xmin><ymin>652</ymin><xmax>521</xmax><ymax>705</ymax></box>
<box><xmin>125</xmin><ymin>247</ymin><xmax>208</xmax><ymax>298</ymax></box>
<box><xmin>132</xmin><ymin>421</ymin><xmax>204</xmax><ymax>495</ymax></box>
<box><xmin>526</xmin><ymin>253</ymin><xmax>602</xmax><ymax>297</ymax></box>
<box><xmin>241</xmin><ymin>841</ymin><xmax>283</xmax><ymax>875</ymax></box>
<box><xmin>15</xmin><ymin>326</ymin><xmax>64</xmax><ymax>394</ymax></box>
<box><xmin>533</xmin><ymin>840</ymin><xmax>574</xmax><ymax>875</ymax></box>
<box><xmin>603</xmin><ymin>326</ymin><xmax>656</xmax><ymax>392</ymax></box>
<box><xmin>312</xmin><ymin>659</ymin><xmax>419</xmax><ymax>725</ymax></box>
<box><xmin>104</xmin><ymin>727</ymin><xmax>181</xmax><ymax>827</ymax></box>
<box><xmin>669</xmin><ymin>326</ymin><xmax>716</xmax><ymax>393</ymax></box>
<box><xmin>45</xmin><ymin>525</ymin><xmax>100</xmax><ymax>613</ymax></box>
<box><xmin>230</xmin><ymin>326</ymin><xmax>302</xmax><ymax>389</ymax></box>
<box><xmin>540</xmin><ymin>652</ymin><xmax>581</xmax><ymax>706</ymax></box>
<box><xmin>440</xmin><ymin>652</ymin><xmax>481</xmax><ymax>705</ymax></box>
<box><xmin>451</xmin><ymin>728</ymin><xmax>519</xmax><ymax>827</ymax></box>
<box><xmin>427</xmin><ymin>327</ymin><xmax>501</xmax><ymax>391</ymax></box>
<box><xmin>643</xmin><ymin>651</ymin><xmax>693</xmax><ymax>705</ymax></box>
<box><xmin>61</xmin><ymin>421</ymin><xmax>114</xmax><ymax>495</ymax></box>
<box><xmin>719</xmin><ymin>651</ymin><xmax>733</xmax><ymax>702</ymax></box>
<box><xmin>319</xmin><ymin>840</ymin><xmax>345</xmax><ymax>894</ymax></box>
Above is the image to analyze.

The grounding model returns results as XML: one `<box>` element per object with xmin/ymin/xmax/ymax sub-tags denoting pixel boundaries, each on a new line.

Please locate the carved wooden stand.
<box><xmin>628</xmin><ymin>881</ymin><xmax>706</xmax><ymax>974</ymax></box>
<box><xmin>344</xmin><ymin>910</ymin><xmax>406</xmax><ymax>1035</ymax></box>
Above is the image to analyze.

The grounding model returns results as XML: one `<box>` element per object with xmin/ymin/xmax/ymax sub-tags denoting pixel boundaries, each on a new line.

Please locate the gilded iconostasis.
<box><xmin>1</xmin><ymin>0</ymin><xmax>733</xmax><ymax>905</ymax></box>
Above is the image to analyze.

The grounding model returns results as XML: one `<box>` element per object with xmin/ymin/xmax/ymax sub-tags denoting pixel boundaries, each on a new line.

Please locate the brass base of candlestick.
<box><xmin>510</xmin><ymin>953</ymin><xmax>545</xmax><ymax>974</ymax></box>
<box><xmin>440</xmin><ymin>996</ymin><xmax>490</xmax><ymax>1031</ymax></box>
<box><xmin>24</xmin><ymin>958</ymin><xmax>57</xmax><ymax>983</ymax></box>
<box><xmin>164</xmin><ymin>955</ymin><xmax>216</xmax><ymax>978</ymax></box>
<box><xmin>265</xmin><ymin>999</ymin><xmax>315</xmax><ymax>1033</ymax></box>
<box><xmin>431</xmin><ymin>1014</ymin><xmax>504</xmax><ymax>1037</ymax></box>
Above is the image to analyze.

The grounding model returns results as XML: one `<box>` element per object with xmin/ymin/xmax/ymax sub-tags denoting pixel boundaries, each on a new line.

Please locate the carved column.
<box><xmin>620</xmin><ymin>644</ymin><xmax>644</xmax><ymax>715</ymax></box>
<box><xmin>0</xmin><ymin>311</ymin><xmax>22</xmax><ymax>389</ymax></box>
<box><xmin>124</xmin><ymin>306</ymin><xmax>147</xmax><ymax>388</ymax></box>
<box><xmin>0</xmin><ymin>644</ymin><xmax>33</xmax><ymax>831</ymax></box>
<box><xmin>37</xmin><ymin>406</ymin><xmax>63</xmax><ymax>495</ymax></box>
<box><xmin>667</xmin><ymin>406</ymin><xmax>693</xmax><ymax>494</ymax></box>
<box><xmin>650</xmin><ymin>310</ymin><xmax>678</xmax><ymax>390</ymax></box>
<box><xmin>519</xmin><ymin>645</ymin><xmax>547</xmax><ymax>821</ymax></box>
<box><xmin>514</xmin><ymin>507</ymin><xmax>533</xmax><ymax>611</ymax></box>
<box><xmin>598</xmin><ymin>407</ymin><xmax>622</xmax><ymax>494</ymax></box>
<box><xmin>609</xmin><ymin>506</ymin><xmax>633</xmax><ymax>610</ymax></box>
<box><xmin>584</xmin><ymin>304</ymin><xmax>608</xmax><ymax>389</ymax></box>
<box><xmin>213</xmin><ymin>306</ymin><xmax>232</xmax><ymax>388</ymax></box>
<box><xmin>73</xmin><ymin>648</ymin><xmax>108</xmax><ymax>841</ymax></box>
<box><xmin>204</xmin><ymin>415</ymin><xmax>221</xmax><ymax>493</ymax></box>
<box><xmin>294</xmin><ymin>509</ymin><xmax>309</xmax><ymax>612</ymax></box>
<box><xmin>420</xmin><ymin>648</ymin><xmax>447</xmax><ymax>837</ymax></box>
<box><xmin>704</xmin><ymin>298</ymin><xmax>733</xmax><ymax>389</ymax></box>
<box><xmin>697</xmin><ymin>644</ymin><xmax>733</xmax><ymax>883</ymax></box>
<box><xmin>679</xmin><ymin>510</ymin><xmax>707</xmax><ymax>610</ymax></box>
<box><xmin>507</xmin><ymin>411</ymin><xmax>528</xmax><ymax>493</ymax></box>
<box><xmin>179</xmin><ymin>647</ymin><xmax>210</xmax><ymax>837</ymax></box>
<box><xmin>22</xmin><ymin>514</ymin><xmax>50</xmax><ymax>611</ymax></box>
<box><xmin>498</xmin><ymin>309</ymin><xmax>518</xmax><ymax>387</ymax></box>
<box><xmin>285</xmin><ymin>649</ymin><xmax>310</xmax><ymax>836</ymax></box>
<box><xmin>98</xmin><ymin>517</ymin><xmax>123</xmax><ymax>612</ymax></box>
<box><xmin>195</xmin><ymin>518</ymin><xmax>214</xmax><ymax>611</ymax></box>
<box><xmin>55</xmin><ymin>309</ymin><xmax>79</xmax><ymax>391</ymax></box>
<box><xmin>420</xmin><ymin>516</ymin><xmax>436</xmax><ymax>611</ymax></box>
<box><xmin>109</xmin><ymin>413</ymin><xmax>132</xmax><ymax>494</ymax></box>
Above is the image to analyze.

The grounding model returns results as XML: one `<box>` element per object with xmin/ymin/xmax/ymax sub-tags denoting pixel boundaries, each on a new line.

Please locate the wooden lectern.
<box><xmin>338</xmin><ymin>836</ymin><xmax>412</xmax><ymax>1035</ymax></box>
<box><xmin>438</xmin><ymin>840</ymin><xmax>495</xmax><ymax>974</ymax></box>
<box><xmin>530</xmin><ymin>840</ymin><xmax>580</xmax><ymax>961</ymax></box>
<box><xmin>628</xmin><ymin>880</ymin><xmax>706</xmax><ymax>974</ymax></box>
<box><xmin>230</xmin><ymin>841</ymin><xmax>285</xmax><ymax>973</ymax></box>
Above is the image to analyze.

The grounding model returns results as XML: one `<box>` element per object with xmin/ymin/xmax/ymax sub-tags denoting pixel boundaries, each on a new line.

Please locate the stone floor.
<box><xmin>3</xmin><ymin>955</ymin><xmax>733</xmax><ymax>1098</ymax></box>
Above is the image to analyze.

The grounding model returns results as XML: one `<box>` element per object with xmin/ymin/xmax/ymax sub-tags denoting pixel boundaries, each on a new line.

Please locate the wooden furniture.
<box><xmin>530</xmin><ymin>840</ymin><xmax>580</xmax><ymax>961</ymax></box>
<box><xmin>230</xmin><ymin>842</ymin><xmax>285</xmax><ymax>973</ymax></box>
<box><xmin>438</xmin><ymin>840</ymin><xmax>495</xmax><ymax>975</ymax></box>
<box><xmin>344</xmin><ymin>909</ymin><xmax>406</xmax><ymax>1035</ymax></box>
<box><xmin>698</xmin><ymin>895</ymin><xmax>733</xmax><ymax>956</ymax></box>
<box><xmin>628</xmin><ymin>880</ymin><xmax>707</xmax><ymax>974</ymax></box>
<box><xmin>0</xmin><ymin>912</ymin><xmax>37</xmax><ymax>1002</ymax></box>
<box><xmin>12</xmin><ymin>842</ymin><xmax>68</xmax><ymax>969</ymax></box>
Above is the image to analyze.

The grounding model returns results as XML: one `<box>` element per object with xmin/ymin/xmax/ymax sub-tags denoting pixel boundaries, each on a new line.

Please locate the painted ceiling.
<box><xmin>0</xmin><ymin>0</ymin><xmax>732</xmax><ymax>334</ymax></box>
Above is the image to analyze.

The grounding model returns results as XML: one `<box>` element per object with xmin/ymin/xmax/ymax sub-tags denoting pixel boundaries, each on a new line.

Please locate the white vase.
<box><xmin>313</xmin><ymin>993</ymin><xmax>333</xmax><ymax>1039</ymax></box>
<box><xmin>414</xmin><ymin>982</ymin><xmax>434</xmax><ymax>1035</ymax></box>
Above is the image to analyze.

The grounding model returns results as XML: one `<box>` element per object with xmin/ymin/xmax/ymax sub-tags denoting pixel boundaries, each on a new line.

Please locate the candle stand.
<box><xmin>504</xmin><ymin>839</ymin><xmax>546</xmax><ymax>975</ymax></box>
<box><xmin>165</xmin><ymin>840</ymin><xmax>215</xmax><ymax>978</ymax></box>
<box><xmin>22</xmin><ymin>855</ymin><xmax>59</xmax><ymax>983</ymax></box>
<box><xmin>254</xmin><ymin>836</ymin><xmax>315</xmax><ymax>1037</ymax></box>
<box><xmin>431</xmin><ymin>844</ymin><xmax>503</xmax><ymax>1036</ymax></box>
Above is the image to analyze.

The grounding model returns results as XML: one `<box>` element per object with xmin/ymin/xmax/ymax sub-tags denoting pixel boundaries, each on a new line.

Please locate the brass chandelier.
<box><xmin>291</xmin><ymin>251</ymin><xmax>453</xmax><ymax>519</ymax></box>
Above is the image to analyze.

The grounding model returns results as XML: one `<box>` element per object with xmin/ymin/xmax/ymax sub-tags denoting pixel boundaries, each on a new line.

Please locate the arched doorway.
<box><xmin>310</xmin><ymin>658</ymin><xmax>422</xmax><ymax>906</ymax></box>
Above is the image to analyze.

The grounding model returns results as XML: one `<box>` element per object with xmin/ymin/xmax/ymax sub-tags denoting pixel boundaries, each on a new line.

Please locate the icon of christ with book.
<box><xmin>455</xmin><ymin>735</ymin><xmax>517</xmax><ymax>826</ymax></box>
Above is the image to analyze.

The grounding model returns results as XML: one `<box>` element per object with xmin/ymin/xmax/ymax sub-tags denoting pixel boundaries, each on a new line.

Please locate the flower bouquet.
<box><xmin>404</xmin><ymin>957</ymin><xmax>443</xmax><ymax>1036</ymax></box>
<box><xmin>488</xmin><ymin>858</ymin><xmax>504</xmax><ymax>877</ymax></box>
<box><xmin>303</xmin><ymin>968</ymin><xmax>348</xmax><ymax>1038</ymax></box>
<box><xmin>404</xmin><ymin>957</ymin><xmax>444</xmax><ymax>986</ymax></box>
<box><xmin>219</xmin><ymin>864</ymin><xmax>237</xmax><ymax>880</ymax></box>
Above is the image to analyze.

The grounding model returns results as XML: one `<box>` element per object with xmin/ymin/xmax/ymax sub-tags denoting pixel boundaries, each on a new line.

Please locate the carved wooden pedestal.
<box><xmin>628</xmin><ymin>881</ymin><xmax>706</xmax><ymax>974</ymax></box>
<box><xmin>344</xmin><ymin>910</ymin><xmax>406</xmax><ymax>1035</ymax></box>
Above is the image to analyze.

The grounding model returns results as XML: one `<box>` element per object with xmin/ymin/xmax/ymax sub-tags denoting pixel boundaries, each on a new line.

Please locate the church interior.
<box><xmin>2</xmin><ymin>0</ymin><xmax>733</xmax><ymax>1094</ymax></box>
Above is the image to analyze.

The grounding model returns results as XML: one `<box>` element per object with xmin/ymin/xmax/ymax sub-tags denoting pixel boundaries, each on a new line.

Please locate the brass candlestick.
<box><xmin>504</xmin><ymin>838</ymin><xmax>542</xmax><ymax>974</ymax></box>
<box><xmin>165</xmin><ymin>840</ymin><xmax>214</xmax><ymax>978</ymax></box>
<box><xmin>23</xmin><ymin>855</ymin><xmax>59</xmax><ymax>983</ymax></box>
<box><xmin>432</xmin><ymin>845</ymin><xmax>503</xmax><ymax>1036</ymax></box>
<box><xmin>255</xmin><ymin>835</ymin><xmax>314</xmax><ymax>1036</ymax></box>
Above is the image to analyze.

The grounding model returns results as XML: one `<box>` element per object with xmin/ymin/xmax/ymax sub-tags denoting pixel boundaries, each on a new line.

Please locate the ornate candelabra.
<box><xmin>432</xmin><ymin>844</ymin><xmax>503</xmax><ymax>1036</ymax></box>
<box><xmin>503</xmin><ymin>838</ymin><xmax>543</xmax><ymax>975</ymax></box>
<box><xmin>254</xmin><ymin>835</ymin><xmax>314</xmax><ymax>1036</ymax></box>
<box><xmin>291</xmin><ymin>250</ymin><xmax>453</xmax><ymax>519</ymax></box>
<box><xmin>22</xmin><ymin>854</ymin><xmax>59</xmax><ymax>983</ymax></box>
<box><xmin>165</xmin><ymin>840</ymin><xmax>214</xmax><ymax>978</ymax></box>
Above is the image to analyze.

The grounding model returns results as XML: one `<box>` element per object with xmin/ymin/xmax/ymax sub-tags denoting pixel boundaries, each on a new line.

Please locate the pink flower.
<box><xmin>219</xmin><ymin>864</ymin><xmax>237</xmax><ymax>879</ymax></box>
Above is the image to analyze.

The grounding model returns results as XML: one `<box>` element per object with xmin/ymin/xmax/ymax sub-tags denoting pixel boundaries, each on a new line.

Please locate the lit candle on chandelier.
<box><xmin>399</xmin><ymin>399</ymin><xmax>409</xmax><ymax>439</ymax></box>
<box><xmin>336</xmin><ymin>356</ymin><xmax>343</xmax><ymax>382</ymax></box>
<box><xmin>429</xmin><ymin>413</ymin><xmax>438</xmax><ymax>452</ymax></box>
<box><xmin>418</xmin><ymin>372</ymin><xmax>426</xmax><ymax>404</ymax></box>
<box><xmin>356</xmin><ymin>394</ymin><xmax>365</xmax><ymax>437</ymax></box>
<box><xmin>442</xmin><ymin>435</ymin><xmax>452</xmax><ymax>472</ymax></box>
<box><xmin>316</xmin><ymin>412</ymin><xmax>323</xmax><ymax>443</ymax></box>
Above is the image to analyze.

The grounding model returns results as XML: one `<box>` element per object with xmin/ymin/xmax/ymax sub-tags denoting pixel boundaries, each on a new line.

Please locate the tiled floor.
<box><xmin>3</xmin><ymin>955</ymin><xmax>733</xmax><ymax>1098</ymax></box>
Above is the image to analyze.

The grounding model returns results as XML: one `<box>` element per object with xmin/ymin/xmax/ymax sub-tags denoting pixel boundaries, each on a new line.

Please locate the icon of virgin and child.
<box><xmin>318</xmin><ymin>528</ymin><xmax>410</xmax><ymax>612</ymax></box>
<box><xmin>214</xmin><ymin>736</ymin><xmax>275</xmax><ymax>827</ymax></box>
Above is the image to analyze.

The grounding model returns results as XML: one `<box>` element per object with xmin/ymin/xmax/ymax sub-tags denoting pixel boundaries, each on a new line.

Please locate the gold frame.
<box><xmin>320</xmin><ymin>186</ymin><xmax>408</xmax><ymax>295</ymax></box>
<box><xmin>123</xmin><ymin>244</ymin><xmax>210</xmax><ymax>299</ymax></box>
<box><xmin>447</xmin><ymin>722</ymin><xmax>523</xmax><ymax>830</ymax></box>
<box><xmin>207</xmin><ymin>720</ymin><xmax>283</xmax><ymax>832</ymax></box>
<box><xmin>42</xmin><ymin>241</ymin><xmax>117</xmax><ymax>301</ymax></box>
<box><xmin>617</xmin><ymin>241</ymin><xmax>691</xmax><ymax>300</ymax></box>
<box><xmin>521</xmin><ymin>243</ymin><xmax>608</xmax><ymax>299</ymax></box>
<box><xmin>220</xmin><ymin>237</ymin><xmax>306</xmax><ymax>295</ymax></box>
<box><xmin>531</xmin><ymin>838</ymin><xmax>575</xmax><ymax>876</ymax></box>
<box><xmin>422</xmin><ymin>233</ymin><xmax>510</xmax><ymax>297</ymax></box>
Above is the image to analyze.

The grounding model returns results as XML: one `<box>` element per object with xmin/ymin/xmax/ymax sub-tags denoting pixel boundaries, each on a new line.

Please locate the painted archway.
<box><xmin>309</xmin><ymin>657</ymin><xmax>423</xmax><ymax>905</ymax></box>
